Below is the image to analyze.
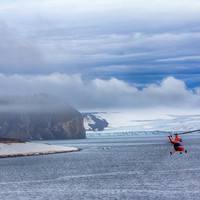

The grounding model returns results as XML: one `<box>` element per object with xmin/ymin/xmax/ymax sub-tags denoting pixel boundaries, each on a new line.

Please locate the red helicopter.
<box><xmin>168</xmin><ymin>129</ymin><xmax>200</xmax><ymax>155</ymax></box>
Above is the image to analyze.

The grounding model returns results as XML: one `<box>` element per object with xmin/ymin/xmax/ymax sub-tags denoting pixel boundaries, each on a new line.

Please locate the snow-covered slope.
<box><xmin>82</xmin><ymin>113</ymin><xmax>108</xmax><ymax>131</ymax></box>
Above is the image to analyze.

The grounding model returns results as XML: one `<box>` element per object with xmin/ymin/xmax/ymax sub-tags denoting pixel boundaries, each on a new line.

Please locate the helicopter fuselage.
<box><xmin>168</xmin><ymin>135</ymin><xmax>187</xmax><ymax>154</ymax></box>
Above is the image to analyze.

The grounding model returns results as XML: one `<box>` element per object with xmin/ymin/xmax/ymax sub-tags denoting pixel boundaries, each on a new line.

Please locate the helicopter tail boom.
<box><xmin>174</xmin><ymin>129</ymin><xmax>200</xmax><ymax>135</ymax></box>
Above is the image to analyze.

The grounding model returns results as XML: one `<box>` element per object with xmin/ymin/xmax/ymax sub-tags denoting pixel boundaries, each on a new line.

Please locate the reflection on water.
<box><xmin>0</xmin><ymin>135</ymin><xmax>200</xmax><ymax>200</ymax></box>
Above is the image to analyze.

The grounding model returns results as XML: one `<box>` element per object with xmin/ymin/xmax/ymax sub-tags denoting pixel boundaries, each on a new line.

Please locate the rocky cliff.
<box><xmin>82</xmin><ymin>113</ymin><xmax>109</xmax><ymax>131</ymax></box>
<box><xmin>0</xmin><ymin>94</ymin><xmax>86</xmax><ymax>140</ymax></box>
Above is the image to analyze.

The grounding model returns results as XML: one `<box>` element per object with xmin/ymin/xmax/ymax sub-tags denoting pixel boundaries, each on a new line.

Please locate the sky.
<box><xmin>0</xmin><ymin>0</ymin><xmax>200</xmax><ymax>111</ymax></box>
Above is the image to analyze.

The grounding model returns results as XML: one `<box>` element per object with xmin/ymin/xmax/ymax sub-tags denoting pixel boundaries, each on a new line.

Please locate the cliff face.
<box><xmin>0</xmin><ymin>94</ymin><xmax>86</xmax><ymax>140</ymax></box>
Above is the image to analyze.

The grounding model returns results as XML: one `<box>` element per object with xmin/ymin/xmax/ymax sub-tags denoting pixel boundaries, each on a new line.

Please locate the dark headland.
<box><xmin>0</xmin><ymin>94</ymin><xmax>86</xmax><ymax>140</ymax></box>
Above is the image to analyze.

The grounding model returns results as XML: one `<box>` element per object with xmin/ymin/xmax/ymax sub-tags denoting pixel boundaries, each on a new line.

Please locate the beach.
<box><xmin>0</xmin><ymin>142</ymin><xmax>79</xmax><ymax>158</ymax></box>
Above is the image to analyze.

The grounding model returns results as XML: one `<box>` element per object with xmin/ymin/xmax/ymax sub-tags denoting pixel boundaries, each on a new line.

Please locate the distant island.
<box><xmin>0</xmin><ymin>94</ymin><xmax>86</xmax><ymax>140</ymax></box>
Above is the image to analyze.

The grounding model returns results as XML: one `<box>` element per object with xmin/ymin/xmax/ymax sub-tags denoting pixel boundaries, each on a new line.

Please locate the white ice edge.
<box><xmin>0</xmin><ymin>142</ymin><xmax>79</xmax><ymax>157</ymax></box>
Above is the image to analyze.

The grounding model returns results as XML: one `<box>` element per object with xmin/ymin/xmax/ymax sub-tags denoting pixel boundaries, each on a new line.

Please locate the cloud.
<box><xmin>0</xmin><ymin>22</ymin><xmax>46</xmax><ymax>74</ymax></box>
<box><xmin>2</xmin><ymin>0</ymin><xmax>200</xmax><ymax>31</ymax></box>
<box><xmin>0</xmin><ymin>0</ymin><xmax>199</xmax><ymax>96</ymax></box>
<box><xmin>28</xmin><ymin>32</ymin><xmax>200</xmax><ymax>80</ymax></box>
<box><xmin>0</xmin><ymin>94</ymin><xmax>75</xmax><ymax>114</ymax></box>
<box><xmin>0</xmin><ymin>73</ymin><xmax>199</xmax><ymax>111</ymax></box>
<box><xmin>157</xmin><ymin>55</ymin><xmax>200</xmax><ymax>62</ymax></box>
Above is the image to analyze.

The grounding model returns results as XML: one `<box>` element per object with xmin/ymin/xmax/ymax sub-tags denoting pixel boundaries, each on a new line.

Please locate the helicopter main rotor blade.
<box><xmin>174</xmin><ymin>129</ymin><xmax>200</xmax><ymax>135</ymax></box>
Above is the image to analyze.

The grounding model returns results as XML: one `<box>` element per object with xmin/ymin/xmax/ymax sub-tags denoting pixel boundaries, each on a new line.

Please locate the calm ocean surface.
<box><xmin>0</xmin><ymin>135</ymin><xmax>200</xmax><ymax>200</ymax></box>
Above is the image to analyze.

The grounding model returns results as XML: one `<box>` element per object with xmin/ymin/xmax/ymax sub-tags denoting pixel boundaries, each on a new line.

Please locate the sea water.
<box><xmin>0</xmin><ymin>135</ymin><xmax>200</xmax><ymax>200</ymax></box>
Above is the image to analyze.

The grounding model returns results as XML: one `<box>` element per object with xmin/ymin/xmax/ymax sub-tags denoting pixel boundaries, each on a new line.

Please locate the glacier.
<box><xmin>84</xmin><ymin>110</ymin><xmax>200</xmax><ymax>136</ymax></box>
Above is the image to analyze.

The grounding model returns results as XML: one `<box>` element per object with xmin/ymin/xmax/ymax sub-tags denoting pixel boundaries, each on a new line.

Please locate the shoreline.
<box><xmin>0</xmin><ymin>142</ymin><xmax>79</xmax><ymax>158</ymax></box>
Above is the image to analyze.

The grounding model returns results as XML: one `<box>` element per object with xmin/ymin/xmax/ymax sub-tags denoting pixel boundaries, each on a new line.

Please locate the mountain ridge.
<box><xmin>0</xmin><ymin>94</ymin><xmax>86</xmax><ymax>140</ymax></box>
